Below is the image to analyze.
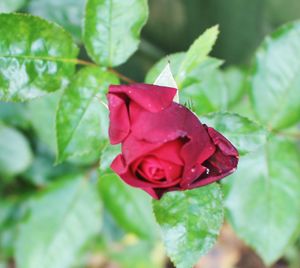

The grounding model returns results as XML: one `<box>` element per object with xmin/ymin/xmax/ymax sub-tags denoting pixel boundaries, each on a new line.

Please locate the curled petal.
<box><xmin>109</xmin><ymin>83</ymin><xmax>177</xmax><ymax>112</ymax></box>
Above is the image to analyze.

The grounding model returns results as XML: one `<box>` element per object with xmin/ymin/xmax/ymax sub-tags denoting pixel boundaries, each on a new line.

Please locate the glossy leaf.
<box><xmin>201</xmin><ymin>113</ymin><xmax>267</xmax><ymax>155</ymax></box>
<box><xmin>176</xmin><ymin>25</ymin><xmax>219</xmax><ymax>86</ymax></box>
<box><xmin>0</xmin><ymin>124</ymin><xmax>33</xmax><ymax>178</ymax></box>
<box><xmin>0</xmin><ymin>13</ymin><xmax>79</xmax><ymax>101</ymax></box>
<box><xmin>56</xmin><ymin>67</ymin><xmax>119</xmax><ymax>163</ymax></box>
<box><xmin>153</xmin><ymin>184</ymin><xmax>224</xmax><ymax>268</ymax></box>
<box><xmin>225</xmin><ymin>136</ymin><xmax>300</xmax><ymax>265</ymax></box>
<box><xmin>28</xmin><ymin>0</ymin><xmax>85</xmax><ymax>40</ymax></box>
<box><xmin>98</xmin><ymin>173</ymin><xmax>158</xmax><ymax>240</ymax></box>
<box><xmin>83</xmin><ymin>0</ymin><xmax>149</xmax><ymax>67</ymax></box>
<box><xmin>250</xmin><ymin>21</ymin><xmax>300</xmax><ymax>129</ymax></box>
<box><xmin>16</xmin><ymin>176</ymin><xmax>102</xmax><ymax>268</ymax></box>
<box><xmin>0</xmin><ymin>0</ymin><xmax>25</xmax><ymax>12</ymax></box>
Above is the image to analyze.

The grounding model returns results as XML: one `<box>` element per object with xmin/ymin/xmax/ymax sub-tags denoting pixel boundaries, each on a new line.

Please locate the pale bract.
<box><xmin>154</xmin><ymin>63</ymin><xmax>180</xmax><ymax>103</ymax></box>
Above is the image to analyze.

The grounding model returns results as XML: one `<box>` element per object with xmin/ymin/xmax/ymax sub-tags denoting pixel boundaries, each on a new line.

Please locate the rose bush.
<box><xmin>108</xmin><ymin>84</ymin><xmax>239</xmax><ymax>199</ymax></box>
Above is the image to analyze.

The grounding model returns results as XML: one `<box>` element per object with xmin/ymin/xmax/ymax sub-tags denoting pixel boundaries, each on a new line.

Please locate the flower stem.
<box><xmin>75</xmin><ymin>59</ymin><xmax>136</xmax><ymax>84</ymax></box>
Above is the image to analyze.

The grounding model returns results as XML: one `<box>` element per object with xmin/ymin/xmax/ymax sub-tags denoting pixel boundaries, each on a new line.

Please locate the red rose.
<box><xmin>107</xmin><ymin>83</ymin><xmax>238</xmax><ymax>199</ymax></box>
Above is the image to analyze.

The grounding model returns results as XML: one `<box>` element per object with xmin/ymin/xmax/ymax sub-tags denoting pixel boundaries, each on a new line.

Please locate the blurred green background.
<box><xmin>1</xmin><ymin>0</ymin><xmax>300</xmax><ymax>268</ymax></box>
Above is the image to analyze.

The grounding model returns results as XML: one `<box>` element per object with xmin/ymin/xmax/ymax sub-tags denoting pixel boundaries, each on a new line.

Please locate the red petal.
<box><xmin>107</xmin><ymin>93</ymin><xmax>130</xmax><ymax>144</ymax></box>
<box><xmin>109</xmin><ymin>83</ymin><xmax>177</xmax><ymax>112</ymax></box>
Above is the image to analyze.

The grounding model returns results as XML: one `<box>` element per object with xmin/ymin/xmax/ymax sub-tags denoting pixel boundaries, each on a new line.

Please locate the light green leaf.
<box><xmin>250</xmin><ymin>21</ymin><xmax>300</xmax><ymax>129</ymax></box>
<box><xmin>56</xmin><ymin>67</ymin><xmax>119</xmax><ymax>163</ymax></box>
<box><xmin>0</xmin><ymin>0</ymin><xmax>25</xmax><ymax>13</ymax></box>
<box><xmin>0</xmin><ymin>13</ymin><xmax>79</xmax><ymax>101</ymax></box>
<box><xmin>176</xmin><ymin>25</ymin><xmax>219</xmax><ymax>86</ymax></box>
<box><xmin>153</xmin><ymin>184</ymin><xmax>224</xmax><ymax>268</ymax></box>
<box><xmin>223</xmin><ymin>67</ymin><xmax>246</xmax><ymax>107</ymax></box>
<box><xmin>28</xmin><ymin>0</ymin><xmax>85</xmax><ymax>41</ymax></box>
<box><xmin>225</xmin><ymin>136</ymin><xmax>300</xmax><ymax>265</ymax></box>
<box><xmin>99</xmin><ymin>143</ymin><xmax>120</xmax><ymax>171</ymax></box>
<box><xmin>28</xmin><ymin>91</ymin><xmax>62</xmax><ymax>153</ymax></box>
<box><xmin>16</xmin><ymin>175</ymin><xmax>102</xmax><ymax>268</ymax></box>
<box><xmin>98</xmin><ymin>173</ymin><xmax>158</xmax><ymax>240</ymax></box>
<box><xmin>201</xmin><ymin>113</ymin><xmax>267</xmax><ymax>155</ymax></box>
<box><xmin>145</xmin><ymin>53</ymin><xmax>185</xmax><ymax>85</ymax></box>
<box><xmin>0</xmin><ymin>124</ymin><xmax>33</xmax><ymax>178</ymax></box>
<box><xmin>83</xmin><ymin>0</ymin><xmax>149</xmax><ymax>67</ymax></box>
<box><xmin>146</xmin><ymin>53</ymin><xmax>228</xmax><ymax>115</ymax></box>
<box><xmin>108</xmin><ymin>241</ymin><xmax>165</xmax><ymax>268</ymax></box>
<box><xmin>0</xmin><ymin>102</ymin><xmax>30</xmax><ymax>129</ymax></box>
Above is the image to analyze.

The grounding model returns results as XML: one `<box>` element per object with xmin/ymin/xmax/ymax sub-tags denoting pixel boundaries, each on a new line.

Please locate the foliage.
<box><xmin>0</xmin><ymin>1</ymin><xmax>299</xmax><ymax>268</ymax></box>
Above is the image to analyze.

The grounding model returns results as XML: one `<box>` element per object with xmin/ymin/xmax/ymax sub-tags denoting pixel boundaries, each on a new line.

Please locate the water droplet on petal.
<box><xmin>206</xmin><ymin>168</ymin><xmax>210</xmax><ymax>174</ymax></box>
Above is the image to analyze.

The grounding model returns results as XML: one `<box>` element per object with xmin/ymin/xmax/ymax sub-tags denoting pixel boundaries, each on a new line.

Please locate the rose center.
<box><xmin>137</xmin><ymin>156</ymin><xmax>165</xmax><ymax>181</ymax></box>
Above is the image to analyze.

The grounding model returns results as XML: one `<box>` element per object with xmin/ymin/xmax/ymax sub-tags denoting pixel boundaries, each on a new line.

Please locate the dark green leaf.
<box><xmin>153</xmin><ymin>184</ymin><xmax>224</xmax><ymax>268</ymax></box>
<box><xmin>225</xmin><ymin>136</ymin><xmax>300</xmax><ymax>265</ymax></box>
<box><xmin>249</xmin><ymin>21</ymin><xmax>300</xmax><ymax>129</ymax></box>
<box><xmin>0</xmin><ymin>198</ymin><xmax>27</xmax><ymax>259</ymax></box>
<box><xmin>98</xmin><ymin>173</ymin><xmax>158</xmax><ymax>240</ymax></box>
<box><xmin>0</xmin><ymin>13</ymin><xmax>79</xmax><ymax>101</ymax></box>
<box><xmin>83</xmin><ymin>0</ymin><xmax>149</xmax><ymax>67</ymax></box>
<box><xmin>56</xmin><ymin>67</ymin><xmax>119</xmax><ymax>163</ymax></box>
<box><xmin>16</xmin><ymin>175</ymin><xmax>102</xmax><ymax>268</ymax></box>
<box><xmin>201</xmin><ymin>113</ymin><xmax>267</xmax><ymax>155</ymax></box>
<box><xmin>28</xmin><ymin>0</ymin><xmax>85</xmax><ymax>41</ymax></box>
<box><xmin>0</xmin><ymin>124</ymin><xmax>33</xmax><ymax>178</ymax></box>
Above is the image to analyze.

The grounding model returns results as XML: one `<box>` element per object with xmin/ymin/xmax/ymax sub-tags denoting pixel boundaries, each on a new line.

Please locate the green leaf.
<box><xmin>153</xmin><ymin>184</ymin><xmax>224</xmax><ymax>268</ymax></box>
<box><xmin>0</xmin><ymin>13</ymin><xmax>79</xmax><ymax>101</ymax></box>
<box><xmin>28</xmin><ymin>0</ymin><xmax>85</xmax><ymax>41</ymax></box>
<box><xmin>0</xmin><ymin>124</ymin><xmax>33</xmax><ymax>178</ymax></box>
<box><xmin>98</xmin><ymin>173</ymin><xmax>158</xmax><ymax>240</ymax></box>
<box><xmin>56</xmin><ymin>67</ymin><xmax>119</xmax><ymax>163</ymax></box>
<box><xmin>249</xmin><ymin>21</ymin><xmax>300</xmax><ymax>129</ymax></box>
<box><xmin>108</xmin><ymin>241</ymin><xmax>165</xmax><ymax>268</ymax></box>
<box><xmin>223</xmin><ymin>67</ymin><xmax>247</xmax><ymax>107</ymax></box>
<box><xmin>83</xmin><ymin>0</ymin><xmax>149</xmax><ymax>67</ymax></box>
<box><xmin>0</xmin><ymin>102</ymin><xmax>30</xmax><ymax>129</ymax></box>
<box><xmin>16</xmin><ymin>175</ymin><xmax>102</xmax><ymax>268</ymax></box>
<box><xmin>176</xmin><ymin>25</ymin><xmax>219</xmax><ymax>86</ymax></box>
<box><xmin>146</xmin><ymin>53</ymin><xmax>228</xmax><ymax>115</ymax></box>
<box><xmin>145</xmin><ymin>53</ymin><xmax>185</xmax><ymax>85</ymax></box>
<box><xmin>99</xmin><ymin>143</ymin><xmax>120</xmax><ymax>171</ymax></box>
<box><xmin>0</xmin><ymin>0</ymin><xmax>25</xmax><ymax>13</ymax></box>
<box><xmin>28</xmin><ymin>91</ymin><xmax>62</xmax><ymax>153</ymax></box>
<box><xmin>0</xmin><ymin>198</ymin><xmax>27</xmax><ymax>259</ymax></box>
<box><xmin>224</xmin><ymin>136</ymin><xmax>300</xmax><ymax>265</ymax></box>
<box><xmin>201</xmin><ymin>113</ymin><xmax>267</xmax><ymax>156</ymax></box>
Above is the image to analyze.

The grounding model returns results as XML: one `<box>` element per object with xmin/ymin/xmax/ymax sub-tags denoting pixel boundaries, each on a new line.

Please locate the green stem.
<box><xmin>76</xmin><ymin>59</ymin><xmax>136</xmax><ymax>84</ymax></box>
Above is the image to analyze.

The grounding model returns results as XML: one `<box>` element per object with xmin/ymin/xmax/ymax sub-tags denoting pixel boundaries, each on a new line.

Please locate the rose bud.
<box><xmin>107</xmin><ymin>84</ymin><xmax>238</xmax><ymax>199</ymax></box>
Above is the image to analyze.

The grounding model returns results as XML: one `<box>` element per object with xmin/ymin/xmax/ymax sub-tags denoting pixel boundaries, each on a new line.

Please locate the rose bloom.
<box><xmin>107</xmin><ymin>84</ymin><xmax>238</xmax><ymax>199</ymax></box>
